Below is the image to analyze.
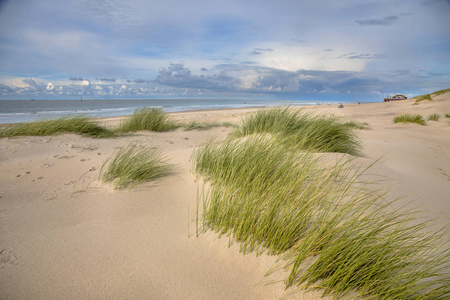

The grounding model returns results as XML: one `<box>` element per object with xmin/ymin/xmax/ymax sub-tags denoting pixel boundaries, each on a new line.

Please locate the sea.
<box><xmin>0</xmin><ymin>99</ymin><xmax>339</xmax><ymax>124</ymax></box>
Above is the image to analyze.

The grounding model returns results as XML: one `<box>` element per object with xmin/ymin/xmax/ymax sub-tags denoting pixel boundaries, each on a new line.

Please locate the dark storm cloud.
<box><xmin>132</xmin><ymin>79</ymin><xmax>150</xmax><ymax>84</ymax></box>
<box><xmin>156</xmin><ymin>63</ymin><xmax>238</xmax><ymax>91</ymax></box>
<box><xmin>355</xmin><ymin>13</ymin><xmax>411</xmax><ymax>26</ymax></box>
<box><xmin>340</xmin><ymin>53</ymin><xmax>384</xmax><ymax>60</ymax></box>
<box><xmin>125</xmin><ymin>78</ymin><xmax>151</xmax><ymax>84</ymax></box>
<box><xmin>69</xmin><ymin>76</ymin><xmax>86</xmax><ymax>81</ymax></box>
<box><xmin>23</xmin><ymin>78</ymin><xmax>38</xmax><ymax>87</ymax></box>
<box><xmin>98</xmin><ymin>77</ymin><xmax>116</xmax><ymax>82</ymax></box>
<box><xmin>0</xmin><ymin>83</ymin><xmax>16</xmax><ymax>93</ymax></box>
<box><xmin>355</xmin><ymin>15</ymin><xmax>399</xmax><ymax>26</ymax></box>
<box><xmin>155</xmin><ymin>63</ymin><xmax>391</xmax><ymax>97</ymax></box>
<box><xmin>250</xmin><ymin>48</ymin><xmax>274</xmax><ymax>55</ymax></box>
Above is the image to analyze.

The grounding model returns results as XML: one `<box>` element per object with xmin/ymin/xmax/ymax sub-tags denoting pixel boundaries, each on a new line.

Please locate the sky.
<box><xmin>0</xmin><ymin>0</ymin><xmax>449</xmax><ymax>101</ymax></box>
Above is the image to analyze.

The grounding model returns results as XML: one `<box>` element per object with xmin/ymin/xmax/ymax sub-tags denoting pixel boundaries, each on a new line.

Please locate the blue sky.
<box><xmin>0</xmin><ymin>0</ymin><xmax>449</xmax><ymax>101</ymax></box>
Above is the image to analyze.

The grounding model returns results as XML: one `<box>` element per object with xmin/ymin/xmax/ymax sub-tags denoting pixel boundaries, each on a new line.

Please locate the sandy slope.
<box><xmin>0</xmin><ymin>95</ymin><xmax>449</xmax><ymax>299</ymax></box>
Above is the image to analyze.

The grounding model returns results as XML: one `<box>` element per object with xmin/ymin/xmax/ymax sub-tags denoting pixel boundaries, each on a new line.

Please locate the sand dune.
<box><xmin>1</xmin><ymin>95</ymin><xmax>449</xmax><ymax>299</ymax></box>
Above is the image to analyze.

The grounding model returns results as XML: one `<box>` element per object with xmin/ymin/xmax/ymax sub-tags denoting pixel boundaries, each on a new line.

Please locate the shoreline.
<box><xmin>1</xmin><ymin>96</ymin><xmax>449</xmax><ymax>299</ymax></box>
<box><xmin>0</xmin><ymin>99</ymin><xmax>373</xmax><ymax>125</ymax></box>
<box><xmin>98</xmin><ymin>102</ymin><xmax>374</xmax><ymax>128</ymax></box>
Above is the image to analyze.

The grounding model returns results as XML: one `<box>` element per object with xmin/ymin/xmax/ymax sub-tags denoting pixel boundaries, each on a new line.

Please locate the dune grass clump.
<box><xmin>432</xmin><ymin>88</ymin><xmax>450</xmax><ymax>96</ymax></box>
<box><xmin>99</xmin><ymin>145</ymin><xmax>175</xmax><ymax>189</ymax></box>
<box><xmin>0</xmin><ymin>116</ymin><xmax>114</xmax><ymax>138</ymax></box>
<box><xmin>393</xmin><ymin>114</ymin><xmax>426</xmax><ymax>126</ymax></box>
<box><xmin>117</xmin><ymin>107</ymin><xmax>179</xmax><ymax>133</ymax></box>
<box><xmin>193</xmin><ymin>132</ymin><xmax>450</xmax><ymax>299</ymax></box>
<box><xmin>343</xmin><ymin>120</ymin><xmax>370</xmax><ymax>130</ymax></box>
<box><xmin>182</xmin><ymin>121</ymin><xmax>234</xmax><ymax>131</ymax></box>
<box><xmin>414</xmin><ymin>94</ymin><xmax>432</xmax><ymax>103</ymax></box>
<box><xmin>230</xmin><ymin>107</ymin><xmax>361</xmax><ymax>155</ymax></box>
<box><xmin>194</xmin><ymin>134</ymin><xmax>353</xmax><ymax>255</ymax></box>
<box><xmin>428</xmin><ymin>113</ymin><xmax>441</xmax><ymax>121</ymax></box>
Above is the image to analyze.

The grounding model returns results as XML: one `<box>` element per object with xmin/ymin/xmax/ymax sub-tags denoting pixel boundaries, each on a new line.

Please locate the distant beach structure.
<box><xmin>384</xmin><ymin>93</ymin><xmax>408</xmax><ymax>102</ymax></box>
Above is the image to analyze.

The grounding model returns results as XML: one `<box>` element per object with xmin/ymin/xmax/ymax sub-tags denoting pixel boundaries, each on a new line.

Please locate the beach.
<box><xmin>1</xmin><ymin>94</ymin><xmax>449</xmax><ymax>299</ymax></box>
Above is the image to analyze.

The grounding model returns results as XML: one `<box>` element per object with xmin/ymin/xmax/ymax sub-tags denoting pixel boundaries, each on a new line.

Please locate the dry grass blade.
<box><xmin>182</xmin><ymin>121</ymin><xmax>234</xmax><ymax>131</ymax></box>
<box><xmin>229</xmin><ymin>107</ymin><xmax>362</xmax><ymax>155</ymax></box>
<box><xmin>116</xmin><ymin>107</ymin><xmax>179</xmax><ymax>132</ymax></box>
<box><xmin>0</xmin><ymin>116</ymin><xmax>115</xmax><ymax>138</ymax></box>
<box><xmin>99</xmin><ymin>145</ymin><xmax>176</xmax><ymax>189</ymax></box>
<box><xmin>393</xmin><ymin>114</ymin><xmax>427</xmax><ymax>126</ymax></box>
<box><xmin>428</xmin><ymin>113</ymin><xmax>440</xmax><ymax>121</ymax></box>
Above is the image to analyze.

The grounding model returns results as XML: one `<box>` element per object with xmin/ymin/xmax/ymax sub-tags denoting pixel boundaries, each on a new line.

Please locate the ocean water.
<box><xmin>0</xmin><ymin>99</ymin><xmax>334</xmax><ymax>124</ymax></box>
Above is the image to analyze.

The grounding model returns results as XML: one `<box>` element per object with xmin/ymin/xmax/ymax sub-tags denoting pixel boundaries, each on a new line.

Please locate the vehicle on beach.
<box><xmin>384</xmin><ymin>93</ymin><xmax>408</xmax><ymax>102</ymax></box>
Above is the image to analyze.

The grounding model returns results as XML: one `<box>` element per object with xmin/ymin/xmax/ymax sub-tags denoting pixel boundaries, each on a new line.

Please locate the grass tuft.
<box><xmin>182</xmin><ymin>121</ymin><xmax>234</xmax><ymax>131</ymax></box>
<box><xmin>229</xmin><ymin>107</ymin><xmax>361</xmax><ymax>155</ymax></box>
<box><xmin>446</xmin><ymin>113</ymin><xmax>450</xmax><ymax>119</ymax></box>
<box><xmin>343</xmin><ymin>120</ymin><xmax>370</xmax><ymax>130</ymax></box>
<box><xmin>414</xmin><ymin>88</ymin><xmax>450</xmax><ymax>103</ymax></box>
<box><xmin>428</xmin><ymin>113</ymin><xmax>441</xmax><ymax>121</ymax></box>
<box><xmin>116</xmin><ymin>107</ymin><xmax>179</xmax><ymax>133</ymax></box>
<box><xmin>414</xmin><ymin>94</ymin><xmax>432</xmax><ymax>103</ymax></box>
<box><xmin>393</xmin><ymin>114</ymin><xmax>426</xmax><ymax>126</ymax></box>
<box><xmin>0</xmin><ymin>116</ymin><xmax>114</xmax><ymax>138</ymax></box>
<box><xmin>99</xmin><ymin>145</ymin><xmax>175</xmax><ymax>189</ymax></box>
<box><xmin>192</xmin><ymin>109</ymin><xmax>450</xmax><ymax>299</ymax></box>
<box><xmin>431</xmin><ymin>88</ymin><xmax>450</xmax><ymax>97</ymax></box>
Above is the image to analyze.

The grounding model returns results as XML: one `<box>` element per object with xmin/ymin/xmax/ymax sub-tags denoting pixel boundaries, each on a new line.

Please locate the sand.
<box><xmin>1</xmin><ymin>95</ymin><xmax>449</xmax><ymax>299</ymax></box>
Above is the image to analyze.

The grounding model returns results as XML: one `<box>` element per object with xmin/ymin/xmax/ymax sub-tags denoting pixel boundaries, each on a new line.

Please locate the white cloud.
<box><xmin>80</xmin><ymin>80</ymin><xmax>91</xmax><ymax>86</ymax></box>
<box><xmin>240</xmin><ymin>74</ymin><xmax>261</xmax><ymax>89</ymax></box>
<box><xmin>251</xmin><ymin>43</ymin><xmax>372</xmax><ymax>72</ymax></box>
<box><xmin>46</xmin><ymin>82</ymin><xmax>54</xmax><ymax>90</ymax></box>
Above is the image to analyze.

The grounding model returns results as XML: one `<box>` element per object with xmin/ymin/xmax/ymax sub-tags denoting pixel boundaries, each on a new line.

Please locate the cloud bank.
<box><xmin>1</xmin><ymin>63</ymin><xmax>434</xmax><ymax>101</ymax></box>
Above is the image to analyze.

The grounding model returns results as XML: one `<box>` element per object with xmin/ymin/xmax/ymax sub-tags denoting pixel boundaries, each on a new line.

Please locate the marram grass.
<box><xmin>343</xmin><ymin>120</ymin><xmax>370</xmax><ymax>130</ymax></box>
<box><xmin>192</xmin><ymin>122</ymin><xmax>450</xmax><ymax>299</ymax></box>
<box><xmin>413</xmin><ymin>88</ymin><xmax>450</xmax><ymax>103</ymax></box>
<box><xmin>116</xmin><ymin>107</ymin><xmax>179</xmax><ymax>133</ymax></box>
<box><xmin>393</xmin><ymin>114</ymin><xmax>426</xmax><ymax>126</ymax></box>
<box><xmin>0</xmin><ymin>116</ymin><xmax>115</xmax><ymax>138</ymax></box>
<box><xmin>428</xmin><ymin>113</ymin><xmax>440</xmax><ymax>121</ymax></box>
<box><xmin>99</xmin><ymin>145</ymin><xmax>175</xmax><ymax>189</ymax></box>
<box><xmin>182</xmin><ymin>121</ymin><xmax>234</xmax><ymax>131</ymax></box>
<box><xmin>414</xmin><ymin>94</ymin><xmax>432</xmax><ymax>102</ymax></box>
<box><xmin>229</xmin><ymin>107</ymin><xmax>362</xmax><ymax>155</ymax></box>
<box><xmin>431</xmin><ymin>88</ymin><xmax>450</xmax><ymax>96</ymax></box>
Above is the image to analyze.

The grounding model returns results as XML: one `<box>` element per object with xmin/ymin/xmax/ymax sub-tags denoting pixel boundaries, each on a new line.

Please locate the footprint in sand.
<box><xmin>16</xmin><ymin>171</ymin><xmax>31</xmax><ymax>178</ymax></box>
<box><xmin>0</xmin><ymin>248</ymin><xmax>18</xmax><ymax>268</ymax></box>
<box><xmin>53</xmin><ymin>154</ymin><xmax>75</xmax><ymax>159</ymax></box>
<box><xmin>438</xmin><ymin>168</ymin><xmax>450</xmax><ymax>181</ymax></box>
<box><xmin>59</xmin><ymin>155</ymin><xmax>75</xmax><ymax>159</ymax></box>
